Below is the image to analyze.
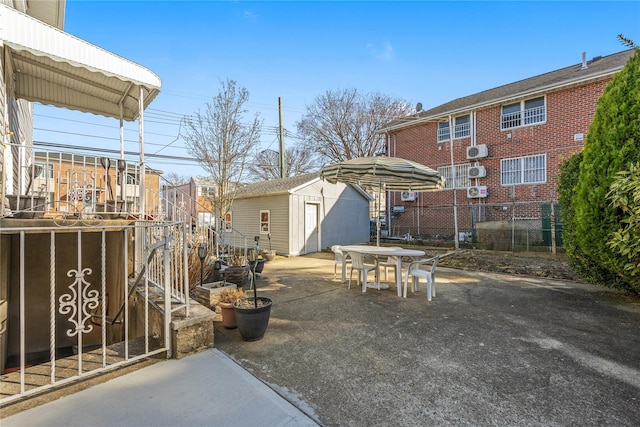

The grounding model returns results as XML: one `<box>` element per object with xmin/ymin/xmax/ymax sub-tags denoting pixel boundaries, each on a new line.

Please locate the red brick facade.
<box><xmin>388</xmin><ymin>78</ymin><xmax>610</xmax><ymax>208</ymax></box>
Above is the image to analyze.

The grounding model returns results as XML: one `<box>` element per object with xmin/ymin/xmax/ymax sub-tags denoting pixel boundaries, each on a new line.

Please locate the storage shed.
<box><xmin>230</xmin><ymin>173</ymin><xmax>372</xmax><ymax>256</ymax></box>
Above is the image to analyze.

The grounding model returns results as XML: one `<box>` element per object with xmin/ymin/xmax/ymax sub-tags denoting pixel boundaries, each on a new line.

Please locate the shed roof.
<box><xmin>380</xmin><ymin>49</ymin><xmax>635</xmax><ymax>132</ymax></box>
<box><xmin>233</xmin><ymin>172</ymin><xmax>372</xmax><ymax>200</ymax></box>
<box><xmin>1</xmin><ymin>4</ymin><xmax>161</xmax><ymax>121</ymax></box>
<box><xmin>233</xmin><ymin>173</ymin><xmax>321</xmax><ymax>199</ymax></box>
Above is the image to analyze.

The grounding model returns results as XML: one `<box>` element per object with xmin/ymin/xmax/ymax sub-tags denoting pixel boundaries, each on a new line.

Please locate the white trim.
<box><xmin>259</xmin><ymin>209</ymin><xmax>270</xmax><ymax>234</ymax></box>
<box><xmin>1</xmin><ymin>4</ymin><xmax>161</xmax><ymax>121</ymax></box>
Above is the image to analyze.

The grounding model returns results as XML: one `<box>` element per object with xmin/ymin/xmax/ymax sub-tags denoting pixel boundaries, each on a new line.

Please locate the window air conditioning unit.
<box><xmin>468</xmin><ymin>165</ymin><xmax>486</xmax><ymax>178</ymax></box>
<box><xmin>466</xmin><ymin>144</ymin><xmax>488</xmax><ymax>160</ymax></box>
<box><xmin>400</xmin><ymin>191</ymin><xmax>417</xmax><ymax>201</ymax></box>
<box><xmin>467</xmin><ymin>186</ymin><xmax>488</xmax><ymax>199</ymax></box>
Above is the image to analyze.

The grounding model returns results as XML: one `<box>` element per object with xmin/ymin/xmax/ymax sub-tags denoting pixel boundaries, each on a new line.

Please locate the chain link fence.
<box><xmin>380</xmin><ymin>201</ymin><xmax>562</xmax><ymax>253</ymax></box>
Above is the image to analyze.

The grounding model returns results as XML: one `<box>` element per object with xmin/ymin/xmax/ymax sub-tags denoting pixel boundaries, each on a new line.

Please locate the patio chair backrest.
<box><xmin>332</xmin><ymin>245</ymin><xmax>346</xmax><ymax>262</ymax></box>
<box><xmin>430</xmin><ymin>256</ymin><xmax>439</xmax><ymax>281</ymax></box>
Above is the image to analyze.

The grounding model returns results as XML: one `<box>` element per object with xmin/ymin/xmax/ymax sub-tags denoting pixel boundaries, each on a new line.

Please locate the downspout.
<box><xmin>386</xmin><ymin>132</ymin><xmax>393</xmax><ymax>235</ymax></box>
<box><xmin>448</xmin><ymin>114</ymin><xmax>460</xmax><ymax>250</ymax></box>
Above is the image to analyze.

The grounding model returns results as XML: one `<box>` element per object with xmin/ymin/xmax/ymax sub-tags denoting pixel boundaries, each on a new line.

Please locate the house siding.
<box><xmin>231</xmin><ymin>194</ymin><xmax>290</xmax><ymax>254</ymax></box>
<box><xmin>231</xmin><ymin>179</ymin><xmax>370</xmax><ymax>256</ymax></box>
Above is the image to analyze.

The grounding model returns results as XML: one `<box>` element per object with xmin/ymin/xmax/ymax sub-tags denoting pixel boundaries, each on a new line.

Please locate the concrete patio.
<box><xmin>4</xmin><ymin>250</ymin><xmax>640</xmax><ymax>426</ymax></box>
<box><xmin>215</xmin><ymin>251</ymin><xmax>640</xmax><ymax>426</ymax></box>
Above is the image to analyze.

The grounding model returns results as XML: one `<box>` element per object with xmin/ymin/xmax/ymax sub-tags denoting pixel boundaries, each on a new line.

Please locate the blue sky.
<box><xmin>34</xmin><ymin>1</ymin><xmax>640</xmax><ymax>177</ymax></box>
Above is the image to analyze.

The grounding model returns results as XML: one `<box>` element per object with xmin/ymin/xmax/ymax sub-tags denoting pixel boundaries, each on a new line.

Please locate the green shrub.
<box><xmin>606</xmin><ymin>163</ymin><xmax>640</xmax><ymax>294</ymax></box>
<box><xmin>573</xmin><ymin>48</ymin><xmax>640</xmax><ymax>293</ymax></box>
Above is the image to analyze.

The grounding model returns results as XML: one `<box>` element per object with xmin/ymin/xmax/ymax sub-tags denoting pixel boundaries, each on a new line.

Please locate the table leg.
<box><xmin>341</xmin><ymin>259</ymin><xmax>347</xmax><ymax>283</ymax></box>
<box><xmin>396</xmin><ymin>257</ymin><xmax>403</xmax><ymax>297</ymax></box>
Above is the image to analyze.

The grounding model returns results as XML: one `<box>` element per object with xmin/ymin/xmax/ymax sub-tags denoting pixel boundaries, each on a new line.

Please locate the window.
<box><xmin>260</xmin><ymin>210</ymin><xmax>270</xmax><ymax>234</ymax></box>
<box><xmin>501</xmin><ymin>154</ymin><xmax>546</xmax><ymax>185</ymax></box>
<box><xmin>437</xmin><ymin>164</ymin><xmax>471</xmax><ymax>189</ymax></box>
<box><xmin>437</xmin><ymin>122</ymin><xmax>450</xmax><ymax>142</ymax></box>
<box><xmin>126</xmin><ymin>174</ymin><xmax>138</xmax><ymax>185</ymax></box>
<box><xmin>437</xmin><ymin>115</ymin><xmax>471</xmax><ymax>142</ymax></box>
<box><xmin>35</xmin><ymin>163</ymin><xmax>54</xmax><ymax>178</ymax></box>
<box><xmin>223</xmin><ymin>211</ymin><xmax>233</xmax><ymax>232</ymax></box>
<box><xmin>198</xmin><ymin>186</ymin><xmax>215</xmax><ymax>197</ymax></box>
<box><xmin>501</xmin><ymin>96</ymin><xmax>546</xmax><ymax>129</ymax></box>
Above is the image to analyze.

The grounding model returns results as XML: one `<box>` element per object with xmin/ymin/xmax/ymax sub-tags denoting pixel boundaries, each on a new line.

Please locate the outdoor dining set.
<box><xmin>331</xmin><ymin>245</ymin><xmax>440</xmax><ymax>301</ymax></box>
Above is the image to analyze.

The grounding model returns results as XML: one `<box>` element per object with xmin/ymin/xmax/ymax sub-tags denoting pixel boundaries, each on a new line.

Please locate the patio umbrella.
<box><xmin>321</xmin><ymin>156</ymin><xmax>445</xmax><ymax>245</ymax></box>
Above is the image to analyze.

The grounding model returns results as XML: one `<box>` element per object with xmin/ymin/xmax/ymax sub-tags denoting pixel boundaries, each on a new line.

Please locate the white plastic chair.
<box><xmin>378</xmin><ymin>247</ymin><xmax>403</xmax><ymax>283</ymax></box>
<box><xmin>403</xmin><ymin>256</ymin><xmax>439</xmax><ymax>300</ymax></box>
<box><xmin>348</xmin><ymin>252</ymin><xmax>380</xmax><ymax>293</ymax></box>
<box><xmin>331</xmin><ymin>245</ymin><xmax>351</xmax><ymax>282</ymax></box>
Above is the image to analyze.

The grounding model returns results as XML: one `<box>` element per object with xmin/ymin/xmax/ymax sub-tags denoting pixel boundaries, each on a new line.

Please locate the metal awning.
<box><xmin>1</xmin><ymin>4</ymin><xmax>161</xmax><ymax>121</ymax></box>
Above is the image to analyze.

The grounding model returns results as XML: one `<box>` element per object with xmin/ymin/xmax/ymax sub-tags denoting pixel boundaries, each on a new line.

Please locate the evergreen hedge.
<box><xmin>572</xmin><ymin>48</ymin><xmax>640</xmax><ymax>294</ymax></box>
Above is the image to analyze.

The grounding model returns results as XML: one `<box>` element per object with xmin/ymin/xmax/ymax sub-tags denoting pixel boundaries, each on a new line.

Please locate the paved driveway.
<box><xmin>215</xmin><ymin>251</ymin><xmax>640</xmax><ymax>426</ymax></box>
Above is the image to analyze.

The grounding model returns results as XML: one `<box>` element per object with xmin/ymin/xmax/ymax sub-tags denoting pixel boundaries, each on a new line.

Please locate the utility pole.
<box><xmin>278</xmin><ymin>97</ymin><xmax>286</xmax><ymax>178</ymax></box>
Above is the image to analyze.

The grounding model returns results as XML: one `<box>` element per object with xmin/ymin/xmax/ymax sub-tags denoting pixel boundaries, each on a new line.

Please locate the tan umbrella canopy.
<box><xmin>320</xmin><ymin>156</ymin><xmax>445</xmax><ymax>192</ymax></box>
<box><xmin>321</xmin><ymin>156</ymin><xmax>445</xmax><ymax>245</ymax></box>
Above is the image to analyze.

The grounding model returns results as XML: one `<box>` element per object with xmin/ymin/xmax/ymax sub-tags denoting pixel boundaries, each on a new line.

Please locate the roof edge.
<box><xmin>379</xmin><ymin>68</ymin><xmax>620</xmax><ymax>133</ymax></box>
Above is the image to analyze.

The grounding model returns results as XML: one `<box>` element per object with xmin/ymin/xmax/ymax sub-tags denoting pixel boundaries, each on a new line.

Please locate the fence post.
<box><xmin>163</xmin><ymin>226</ymin><xmax>172</xmax><ymax>358</ymax></box>
<box><xmin>550</xmin><ymin>202</ymin><xmax>557</xmax><ymax>254</ymax></box>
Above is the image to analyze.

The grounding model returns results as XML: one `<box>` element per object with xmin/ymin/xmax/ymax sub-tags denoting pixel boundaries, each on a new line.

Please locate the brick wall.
<box><xmin>392</xmin><ymin>78</ymin><xmax>610</xmax><ymax>206</ymax></box>
<box><xmin>387</xmin><ymin>77</ymin><xmax>611</xmax><ymax>236</ymax></box>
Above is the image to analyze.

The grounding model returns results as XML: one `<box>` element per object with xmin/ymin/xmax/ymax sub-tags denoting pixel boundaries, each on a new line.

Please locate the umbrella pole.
<box><xmin>377</xmin><ymin>185</ymin><xmax>381</xmax><ymax>246</ymax></box>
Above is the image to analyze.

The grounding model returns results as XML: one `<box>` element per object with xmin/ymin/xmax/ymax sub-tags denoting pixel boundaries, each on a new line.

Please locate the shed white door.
<box><xmin>304</xmin><ymin>203</ymin><xmax>319</xmax><ymax>253</ymax></box>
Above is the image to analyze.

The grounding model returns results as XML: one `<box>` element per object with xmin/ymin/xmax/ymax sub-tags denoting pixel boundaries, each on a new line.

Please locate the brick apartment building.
<box><xmin>378</xmin><ymin>49</ymin><xmax>635</xmax><ymax>245</ymax></box>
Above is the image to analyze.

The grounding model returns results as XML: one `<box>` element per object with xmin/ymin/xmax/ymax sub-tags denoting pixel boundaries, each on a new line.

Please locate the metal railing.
<box><xmin>500</xmin><ymin>105</ymin><xmax>546</xmax><ymax>130</ymax></box>
<box><xmin>437</xmin><ymin>121</ymin><xmax>471</xmax><ymax>142</ymax></box>
<box><xmin>2</xmin><ymin>148</ymin><xmax>250</xmax><ymax>264</ymax></box>
<box><xmin>0</xmin><ymin>221</ymin><xmax>187</xmax><ymax>404</ymax></box>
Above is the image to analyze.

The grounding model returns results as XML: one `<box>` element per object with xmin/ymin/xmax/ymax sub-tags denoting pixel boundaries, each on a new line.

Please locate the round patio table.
<box><xmin>339</xmin><ymin>245</ymin><xmax>425</xmax><ymax>297</ymax></box>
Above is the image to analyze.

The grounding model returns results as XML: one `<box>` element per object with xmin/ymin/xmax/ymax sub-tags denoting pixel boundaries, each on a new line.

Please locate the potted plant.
<box><xmin>6</xmin><ymin>165</ymin><xmax>46</xmax><ymax>219</ymax></box>
<box><xmin>223</xmin><ymin>252</ymin><xmax>250</xmax><ymax>289</ymax></box>
<box><xmin>217</xmin><ymin>288</ymin><xmax>247</xmax><ymax>329</ymax></box>
<box><xmin>233</xmin><ymin>249</ymin><xmax>272</xmax><ymax>341</ymax></box>
<box><xmin>262</xmin><ymin>233</ymin><xmax>276</xmax><ymax>262</ymax></box>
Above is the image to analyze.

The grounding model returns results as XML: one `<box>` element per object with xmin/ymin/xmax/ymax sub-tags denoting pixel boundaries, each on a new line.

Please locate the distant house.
<box><xmin>229</xmin><ymin>173</ymin><xmax>373</xmax><ymax>256</ymax></box>
<box><xmin>163</xmin><ymin>177</ymin><xmax>216</xmax><ymax>226</ymax></box>
<box><xmin>378</xmin><ymin>49</ymin><xmax>635</xmax><ymax>240</ymax></box>
<box><xmin>33</xmin><ymin>152</ymin><xmax>162</xmax><ymax>216</ymax></box>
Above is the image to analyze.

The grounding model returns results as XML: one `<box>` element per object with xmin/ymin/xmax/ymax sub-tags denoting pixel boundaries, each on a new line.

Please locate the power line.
<box><xmin>32</xmin><ymin>140</ymin><xmax>197</xmax><ymax>163</ymax></box>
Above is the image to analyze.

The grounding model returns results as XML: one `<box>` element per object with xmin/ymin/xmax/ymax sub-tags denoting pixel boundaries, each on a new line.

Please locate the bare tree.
<box><xmin>296</xmin><ymin>88</ymin><xmax>413</xmax><ymax>164</ymax></box>
<box><xmin>163</xmin><ymin>172</ymin><xmax>190</xmax><ymax>187</ymax></box>
<box><xmin>181</xmin><ymin>79</ymin><xmax>262</xmax><ymax>222</ymax></box>
<box><xmin>249</xmin><ymin>146</ymin><xmax>319</xmax><ymax>181</ymax></box>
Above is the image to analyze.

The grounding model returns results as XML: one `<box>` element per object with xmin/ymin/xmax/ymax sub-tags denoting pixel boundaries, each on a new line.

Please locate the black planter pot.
<box><xmin>254</xmin><ymin>258</ymin><xmax>265</xmax><ymax>274</ymax></box>
<box><xmin>233</xmin><ymin>297</ymin><xmax>272</xmax><ymax>341</ymax></box>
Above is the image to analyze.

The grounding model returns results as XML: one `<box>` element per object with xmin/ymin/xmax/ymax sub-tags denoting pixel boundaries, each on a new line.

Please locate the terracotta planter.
<box><xmin>218</xmin><ymin>301</ymin><xmax>238</xmax><ymax>329</ymax></box>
